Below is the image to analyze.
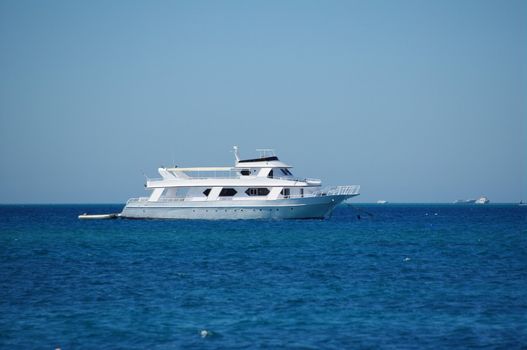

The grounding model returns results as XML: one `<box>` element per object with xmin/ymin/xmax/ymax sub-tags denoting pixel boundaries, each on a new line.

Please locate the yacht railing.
<box><xmin>284</xmin><ymin>185</ymin><xmax>360</xmax><ymax>199</ymax></box>
<box><xmin>327</xmin><ymin>185</ymin><xmax>360</xmax><ymax>196</ymax></box>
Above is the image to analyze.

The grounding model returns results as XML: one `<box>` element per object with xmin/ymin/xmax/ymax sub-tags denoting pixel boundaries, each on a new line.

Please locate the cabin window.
<box><xmin>203</xmin><ymin>188</ymin><xmax>211</xmax><ymax>196</ymax></box>
<box><xmin>245</xmin><ymin>188</ymin><xmax>270</xmax><ymax>196</ymax></box>
<box><xmin>240</xmin><ymin>169</ymin><xmax>251</xmax><ymax>176</ymax></box>
<box><xmin>280</xmin><ymin>188</ymin><xmax>290</xmax><ymax>198</ymax></box>
<box><xmin>280</xmin><ymin>169</ymin><xmax>288</xmax><ymax>176</ymax></box>
<box><xmin>219</xmin><ymin>188</ymin><xmax>237</xmax><ymax>197</ymax></box>
<box><xmin>268</xmin><ymin>169</ymin><xmax>274</xmax><ymax>178</ymax></box>
<box><xmin>300</xmin><ymin>188</ymin><xmax>304</xmax><ymax>197</ymax></box>
<box><xmin>286</xmin><ymin>169</ymin><xmax>293</xmax><ymax>175</ymax></box>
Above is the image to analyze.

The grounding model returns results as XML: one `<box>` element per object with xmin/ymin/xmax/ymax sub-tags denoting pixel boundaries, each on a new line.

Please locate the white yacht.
<box><xmin>120</xmin><ymin>147</ymin><xmax>360</xmax><ymax>220</ymax></box>
<box><xmin>454</xmin><ymin>199</ymin><xmax>476</xmax><ymax>204</ymax></box>
<box><xmin>475</xmin><ymin>196</ymin><xmax>490</xmax><ymax>204</ymax></box>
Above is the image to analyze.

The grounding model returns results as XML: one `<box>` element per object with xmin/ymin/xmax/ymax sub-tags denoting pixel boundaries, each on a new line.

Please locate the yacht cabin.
<box><xmin>143</xmin><ymin>147</ymin><xmax>323</xmax><ymax>203</ymax></box>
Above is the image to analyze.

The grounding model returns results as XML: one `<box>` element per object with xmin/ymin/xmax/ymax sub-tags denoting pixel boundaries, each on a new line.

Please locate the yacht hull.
<box><xmin>120</xmin><ymin>195</ymin><xmax>355</xmax><ymax>220</ymax></box>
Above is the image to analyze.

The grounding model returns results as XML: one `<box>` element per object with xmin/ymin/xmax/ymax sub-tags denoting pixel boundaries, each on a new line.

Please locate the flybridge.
<box><xmin>238</xmin><ymin>156</ymin><xmax>279</xmax><ymax>163</ymax></box>
<box><xmin>232</xmin><ymin>147</ymin><xmax>292</xmax><ymax>169</ymax></box>
<box><xmin>238</xmin><ymin>147</ymin><xmax>279</xmax><ymax>162</ymax></box>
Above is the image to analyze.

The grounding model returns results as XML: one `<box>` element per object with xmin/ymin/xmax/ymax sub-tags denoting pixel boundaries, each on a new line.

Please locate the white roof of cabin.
<box><xmin>165</xmin><ymin>162</ymin><xmax>292</xmax><ymax>171</ymax></box>
<box><xmin>235</xmin><ymin>160</ymin><xmax>291</xmax><ymax>168</ymax></box>
<box><xmin>166</xmin><ymin>167</ymin><xmax>233</xmax><ymax>172</ymax></box>
<box><xmin>147</xmin><ymin>178</ymin><xmax>310</xmax><ymax>188</ymax></box>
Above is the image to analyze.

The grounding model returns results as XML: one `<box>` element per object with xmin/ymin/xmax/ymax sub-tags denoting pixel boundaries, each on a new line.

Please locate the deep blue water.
<box><xmin>0</xmin><ymin>204</ymin><xmax>526</xmax><ymax>349</ymax></box>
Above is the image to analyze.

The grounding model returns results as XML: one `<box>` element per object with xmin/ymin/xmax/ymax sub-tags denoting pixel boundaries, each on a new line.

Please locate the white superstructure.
<box><xmin>475</xmin><ymin>196</ymin><xmax>490</xmax><ymax>204</ymax></box>
<box><xmin>120</xmin><ymin>147</ymin><xmax>360</xmax><ymax>220</ymax></box>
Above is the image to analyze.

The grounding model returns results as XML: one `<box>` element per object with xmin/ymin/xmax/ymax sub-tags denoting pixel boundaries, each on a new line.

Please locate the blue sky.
<box><xmin>0</xmin><ymin>0</ymin><xmax>525</xmax><ymax>203</ymax></box>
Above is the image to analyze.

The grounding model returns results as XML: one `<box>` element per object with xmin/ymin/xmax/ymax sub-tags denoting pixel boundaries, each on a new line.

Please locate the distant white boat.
<box><xmin>475</xmin><ymin>196</ymin><xmax>490</xmax><ymax>204</ymax></box>
<box><xmin>377</xmin><ymin>200</ymin><xmax>388</xmax><ymax>204</ymax></box>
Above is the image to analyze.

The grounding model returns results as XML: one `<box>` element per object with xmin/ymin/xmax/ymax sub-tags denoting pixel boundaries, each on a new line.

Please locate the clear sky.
<box><xmin>0</xmin><ymin>0</ymin><xmax>525</xmax><ymax>203</ymax></box>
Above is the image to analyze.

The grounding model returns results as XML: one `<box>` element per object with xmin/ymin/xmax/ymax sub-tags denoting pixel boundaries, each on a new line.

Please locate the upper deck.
<box><xmin>145</xmin><ymin>147</ymin><xmax>322</xmax><ymax>189</ymax></box>
<box><xmin>146</xmin><ymin>167</ymin><xmax>321</xmax><ymax>188</ymax></box>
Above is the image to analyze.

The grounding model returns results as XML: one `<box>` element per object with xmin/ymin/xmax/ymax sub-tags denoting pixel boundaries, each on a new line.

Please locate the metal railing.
<box><xmin>285</xmin><ymin>185</ymin><xmax>360</xmax><ymax>199</ymax></box>
<box><xmin>327</xmin><ymin>185</ymin><xmax>361</xmax><ymax>196</ymax></box>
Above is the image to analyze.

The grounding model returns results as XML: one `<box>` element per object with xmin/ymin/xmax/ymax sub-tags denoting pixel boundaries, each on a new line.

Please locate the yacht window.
<box><xmin>268</xmin><ymin>169</ymin><xmax>274</xmax><ymax>178</ymax></box>
<box><xmin>280</xmin><ymin>188</ymin><xmax>290</xmax><ymax>198</ymax></box>
<box><xmin>258</xmin><ymin>188</ymin><xmax>270</xmax><ymax>195</ymax></box>
<box><xmin>280</xmin><ymin>169</ymin><xmax>288</xmax><ymax>176</ymax></box>
<box><xmin>219</xmin><ymin>188</ymin><xmax>237</xmax><ymax>197</ymax></box>
<box><xmin>300</xmin><ymin>188</ymin><xmax>304</xmax><ymax>197</ymax></box>
<box><xmin>285</xmin><ymin>169</ymin><xmax>293</xmax><ymax>175</ymax></box>
<box><xmin>203</xmin><ymin>188</ymin><xmax>211</xmax><ymax>196</ymax></box>
<box><xmin>240</xmin><ymin>169</ymin><xmax>251</xmax><ymax>176</ymax></box>
<box><xmin>245</xmin><ymin>188</ymin><xmax>270</xmax><ymax>196</ymax></box>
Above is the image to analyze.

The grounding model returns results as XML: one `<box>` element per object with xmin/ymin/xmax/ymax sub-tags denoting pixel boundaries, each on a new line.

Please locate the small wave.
<box><xmin>200</xmin><ymin>329</ymin><xmax>212</xmax><ymax>338</ymax></box>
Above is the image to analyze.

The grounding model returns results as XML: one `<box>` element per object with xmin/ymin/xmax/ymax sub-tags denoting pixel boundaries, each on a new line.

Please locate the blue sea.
<box><xmin>1</xmin><ymin>204</ymin><xmax>526</xmax><ymax>349</ymax></box>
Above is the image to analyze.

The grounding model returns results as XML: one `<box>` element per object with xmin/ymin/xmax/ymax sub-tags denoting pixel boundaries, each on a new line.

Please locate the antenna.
<box><xmin>233</xmin><ymin>145</ymin><xmax>240</xmax><ymax>162</ymax></box>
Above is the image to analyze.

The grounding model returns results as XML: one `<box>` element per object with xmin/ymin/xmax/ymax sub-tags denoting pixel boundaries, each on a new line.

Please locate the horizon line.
<box><xmin>0</xmin><ymin>202</ymin><xmax>523</xmax><ymax>205</ymax></box>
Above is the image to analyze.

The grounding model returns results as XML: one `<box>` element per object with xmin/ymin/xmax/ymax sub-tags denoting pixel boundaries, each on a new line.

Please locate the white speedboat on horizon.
<box><xmin>120</xmin><ymin>147</ymin><xmax>360</xmax><ymax>220</ymax></box>
<box><xmin>453</xmin><ymin>196</ymin><xmax>490</xmax><ymax>205</ymax></box>
<box><xmin>453</xmin><ymin>199</ymin><xmax>476</xmax><ymax>204</ymax></box>
<box><xmin>475</xmin><ymin>196</ymin><xmax>490</xmax><ymax>204</ymax></box>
